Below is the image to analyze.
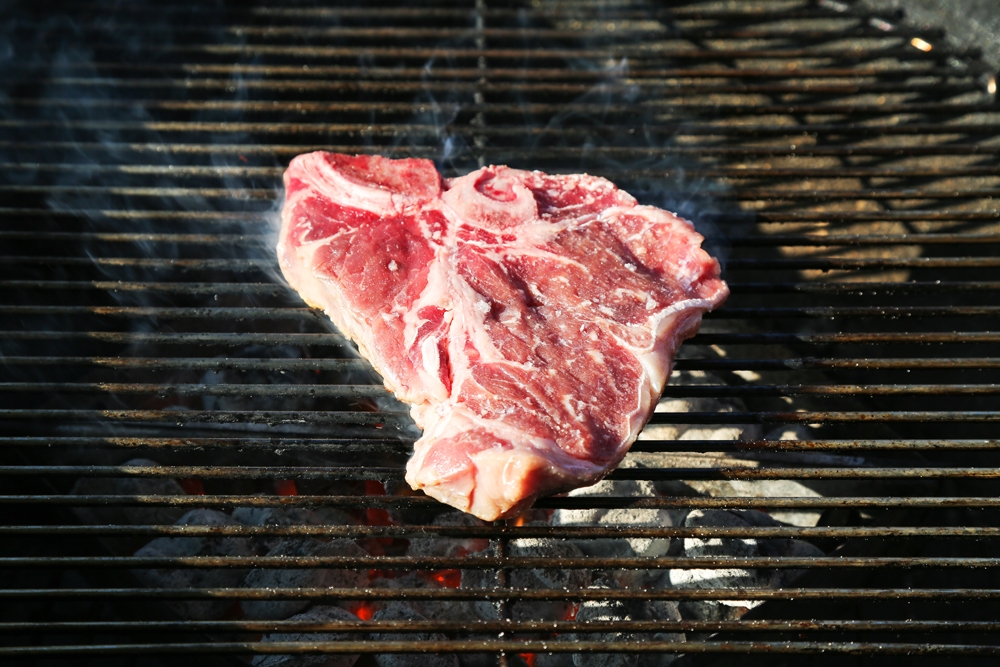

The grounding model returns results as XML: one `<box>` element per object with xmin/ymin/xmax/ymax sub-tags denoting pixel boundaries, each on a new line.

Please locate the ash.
<box><xmin>668</xmin><ymin>509</ymin><xmax>823</xmax><ymax>612</ymax></box>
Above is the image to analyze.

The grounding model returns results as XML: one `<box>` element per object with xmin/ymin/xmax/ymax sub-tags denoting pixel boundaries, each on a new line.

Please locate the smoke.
<box><xmin>1</xmin><ymin>0</ymin><xmax>737</xmax><ymax>453</ymax></box>
<box><xmin>393</xmin><ymin>0</ymin><xmax>736</xmax><ymax>263</ymax></box>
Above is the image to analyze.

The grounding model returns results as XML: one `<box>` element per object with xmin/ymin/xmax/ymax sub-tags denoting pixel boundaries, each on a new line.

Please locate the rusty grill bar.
<box><xmin>2</xmin><ymin>0</ymin><xmax>1000</xmax><ymax>665</ymax></box>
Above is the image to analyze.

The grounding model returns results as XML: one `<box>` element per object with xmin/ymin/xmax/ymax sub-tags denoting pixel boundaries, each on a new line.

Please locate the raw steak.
<box><xmin>278</xmin><ymin>153</ymin><xmax>728</xmax><ymax>520</ymax></box>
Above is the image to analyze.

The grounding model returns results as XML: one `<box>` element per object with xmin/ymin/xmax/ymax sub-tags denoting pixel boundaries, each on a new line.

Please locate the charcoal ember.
<box><xmin>133</xmin><ymin>509</ymin><xmax>252</xmax><ymax>620</ymax></box>
<box><xmin>510</xmin><ymin>537</ymin><xmax>591</xmax><ymax>622</ymax></box>
<box><xmin>201</xmin><ymin>346</ymin><xmax>317</xmax><ymax>412</ymax></box>
<box><xmin>565</xmin><ymin>586</ymin><xmax>684</xmax><ymax>667</ymax></box>
<box><xmin>637</xmin><ymin>371</ymin><xmax>762</xmax><ymax>444</ymax></box>
<box><xmin>552</xmin><ymin>480</ymin><xmax>676</xmax><ymax>559</ymax></box>
<box><xmin>464</xmin><ymin>538</ymin><xmax>590</xmax><ymax>623</ymax></box>
<box><xmin>252</xmin><ymin>605</ymin><xmax>360</xmax><ymax>667</ymax></box>
<box><xmin>688</xmin><ymin>476</ymin><xmax>824</xmax><ymax>529</ymax></box>
<box><xmin>680</xmin><ymin>425</ymin><xmax>829</xmax><ymax>529</ymax></box>
<box><xmin>552</xmin><ymin>480</ymin><xmax>675</xmax><ymax>587</ymax></box>
<box><xmin>369</xmin><ymin>602</ymin><xmax>458</xmax><ymax>667</ymax></box>
<box><xmin>71</xmin><ymin>458</ymin><xmax>186</xmax><ymax>527</ymax></box>
<box><xmin>393</xmin><ymin>512</ymin><xmax>490</xmax><ymax>624</ymax></box>
<box><xmin>369</xmin><ymin>572</ymin><xmax>496</xmax><ymax>667</ymax></box>
<box><xmin>638</xmin><ymin>601</ymin><xmax>685</xmax><ymax>667</ymax></box>
<box><xmin>406</xmin><ymin>511</ymin><xmax>490</xmax><ymax>558</ymax></box>
<box><xmin>668</xmin><ymin>509</ymin><xmax>823</xmax><ymax>609</ymax></box>
<box><xmin>368</xmin><ymin>571</ymin><xmax>478</xmax><ymax>623</ymax></box>
<box><xmin>242</xmin><ymin>538</ymin><xmax>369</xmax><ymax>620</ymax></box>
<box><xmin>461</xmin><ymin>568</ymin><xmax>501</xmax><ymax>621</ymax></box>
<box><xmin>232</xmin><ymin>505</ymin><xmax>354</xmax><ymax>552</ymax></box>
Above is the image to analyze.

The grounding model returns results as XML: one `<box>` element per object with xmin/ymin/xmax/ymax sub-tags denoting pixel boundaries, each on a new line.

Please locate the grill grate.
<box><xmin>2</xmin><ymin>0</ymin><xmax>1000</xmax><ymax>665</ymax></box>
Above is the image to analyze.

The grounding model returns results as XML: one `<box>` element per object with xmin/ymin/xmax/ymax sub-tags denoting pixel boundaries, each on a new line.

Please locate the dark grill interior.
<box><xmin>3</xmin><ymin>0</ymin><xmax>1000</xmax><ymax>665</ymax></box>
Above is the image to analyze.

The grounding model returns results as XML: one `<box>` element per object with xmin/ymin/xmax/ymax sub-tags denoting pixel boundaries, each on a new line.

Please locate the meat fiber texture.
<box><xmin>278</xmin><ymin>152</ymin><xmax>728</xmax><ymax>521</ymax></box>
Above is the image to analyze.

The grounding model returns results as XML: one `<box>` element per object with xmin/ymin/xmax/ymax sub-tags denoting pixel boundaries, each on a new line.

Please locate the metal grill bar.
<box><xmin>0</xmin><ymin>639</ymin><xmax>992</xmax><ymax>658</ymax></box>
<box><xmin>4</xmin><ymin>556</ymin><xmax>1000</xmax><ymax>570</ymax></box>
<box><xmin>7</xmin><ymin>495</ymin><xmax>1000</xmax><ymax>511</ymax></box>
<box><xmin>3</xmin><ymin>587</ymin><xmax>1000</xmax><ymax>602</ymax></box>
<box><xmin>10</xmin><ymin>382</ymin><xmax>1000</xmax><ymax>398</ymax></box>
<box><xmin>2</xmin><ymin>67</ymin><xmax>976</xmax><ymax>83</ymax></box>
<box><xmin>7</xmin><ymin>141</ymin><xmax>1000</xmax><ymax>158</ymax></box>
<box><xmin>8</xmin><ymin>120</ymin><xmax>1000</xmax><ymax>136</ymax></box>
<box><xmin>4</xmin><ymin>80</ymin><xmax>983</xmax><ymax>96</ymax></box>
<box><xmin>6</xmin><ymin>437</ymin><xmax>1000</xmax><ymax>452</ymax></box>
<box><xmin>9</xmin><ymin>462</ymin><xmax>1000</xmax><ymax>478</ymax></box>
<box><xmin>5</xmin><ymin>0</ymin><xmax>1000</xmax><ymax>662</ymax></box>
<box><xmin>0</xmin><ymin>619</ymin><xmax>996</xmax><ymax>634</ymax></box>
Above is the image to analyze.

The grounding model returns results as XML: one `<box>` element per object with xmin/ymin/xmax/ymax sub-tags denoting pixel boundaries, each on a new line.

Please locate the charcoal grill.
<box><xmin>3</xmin><ymin>0</ymin><xmax>1000</xmax><ymax>665</ymax></box>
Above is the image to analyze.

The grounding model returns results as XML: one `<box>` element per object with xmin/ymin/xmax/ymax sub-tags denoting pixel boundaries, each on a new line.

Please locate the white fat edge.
<box><xmin>620</xmin><ymin>296</ymin><xmax>715</xmax><ymax>391</ymax></box>
<box><xmin>408</xmin><ymin>402</ymin><xmax>435</xmax><ymax>432</ymax></box>
<box><xmin>577</xmin><ymin>296</ymin><xmax>720</xmax><ymax>459</ymax></box>
<box><xmin>294</xmin><ymin>245</ymin><xmax>393</xmax><ymax>385</ymax></box>
<box><xmin>627</xmin><ymin>203</ymin><xmax>697</xmax><ymax>231</ymax></box>
<box><xmin>295</xmin><ymin>153</ymin><xmax>413</xmax><ymax>215</ymax></box>
<box><xmin>601</xmin><ymin>205</ymin><xmax>683</xmax><ymax>262</ymax></box>
<box><xmin>280</xmin><ymin>220</ymin><xmax>435</xmax><ymax>407</ymax></box>
<box><xmin>606</xmin><ymin>205</ymin><xmax>715</xmax><ymax>294</ymax></box>
<box><xmin>411</xmin><ymin>402</ymin><xmax>607</xmax><ymax>484</ymax></box>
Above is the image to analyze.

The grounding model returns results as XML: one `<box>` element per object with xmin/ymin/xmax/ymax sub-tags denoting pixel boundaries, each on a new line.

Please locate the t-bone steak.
<box><xmin>278</xmin><ymin>152</ymin><xmax>728</xmax><ymax>521</ymax></box>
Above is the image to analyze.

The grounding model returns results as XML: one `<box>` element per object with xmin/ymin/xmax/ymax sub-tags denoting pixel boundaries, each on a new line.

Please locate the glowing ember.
<box><xmin>351</xmin><ymin>600</ymin><xmax>377</xmax><ymax>621</ymax></box>
<box><xmin>274</xmin><ymin>479</ymin><xmax>298</xmax><ymax>496</ymax></box>
<box><xmin>360</xmin><ymin>480</ymin><xmax>398</xmax><ymax>556</ymax></box>
<box><xmin>419</xmin><ymin>569</ymin><xmax>462</xmax><ymax>588</ymax></box>
<box><xmin>178</xmin><ymin>478</ymin><xmax>205</xmax><ymax>495</ymax></box>
<box><xmin>518</xmin><ymin>653</ymin><xmax>537</xmax><ymax>667</ymax></box>
<box><xmin>510</xmin><ymin>513</ymin><xmax>530</xmax><ymax>527</ymax></box>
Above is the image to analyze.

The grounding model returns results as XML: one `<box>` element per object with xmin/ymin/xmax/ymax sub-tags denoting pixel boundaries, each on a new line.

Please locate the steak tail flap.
<box><xmin>278</xmin><ymin>152</ymin><xmax>728</xmax><ymax>521</ymax></box>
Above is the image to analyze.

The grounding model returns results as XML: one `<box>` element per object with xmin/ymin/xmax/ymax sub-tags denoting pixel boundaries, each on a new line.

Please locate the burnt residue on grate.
<box><xmin>2</xmin><ymin>0</ymin><xmax>1000</xmax><ymax>666</ymax></box>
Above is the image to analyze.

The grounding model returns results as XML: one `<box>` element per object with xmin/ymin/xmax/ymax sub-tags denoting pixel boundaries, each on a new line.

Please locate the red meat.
<box><xmin>278</xmin><ymin>153</ymin><xmax>728</xmax><ymax>520</ymax></box>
